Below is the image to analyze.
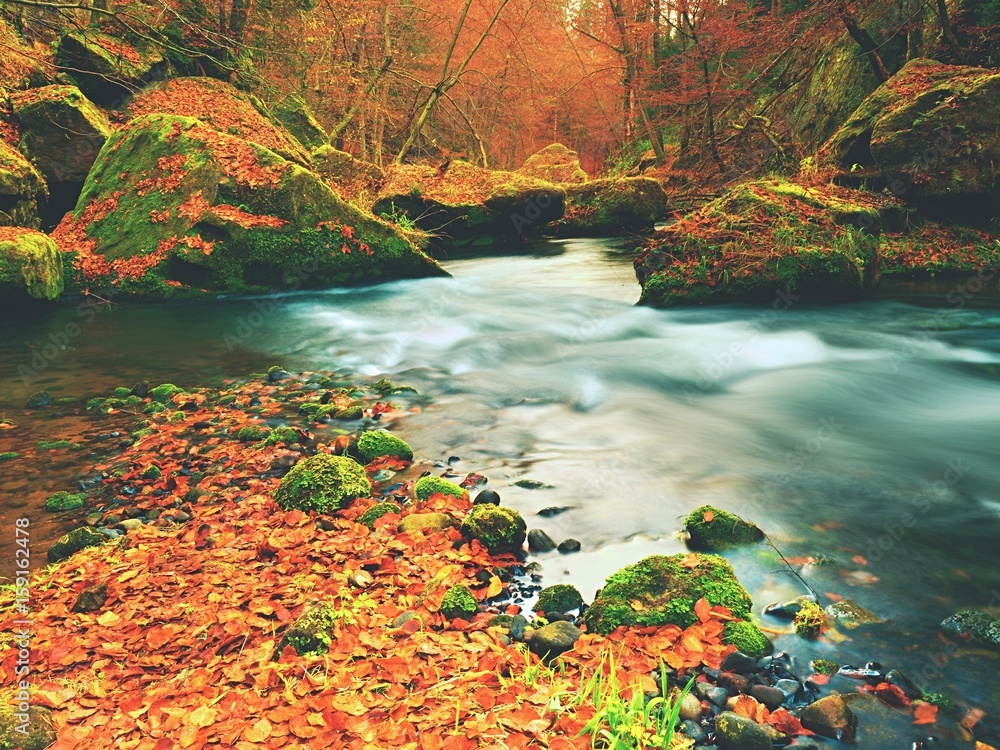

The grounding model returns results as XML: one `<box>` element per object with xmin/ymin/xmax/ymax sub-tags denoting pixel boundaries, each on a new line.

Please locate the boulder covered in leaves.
<box><xmin>12</xmin><ymin>85</ymin><xmax>112</xmax><ymax>186</ymax></box>
<box><xmin>634</xmin><ymin>178</ymin><xmax>882</xmax><ymax>307</ymax></box>
<box><xmin>52</xmin><ymin>113</ymin><xmax>445</xmax><ymax>300</ymax></box>
<box><xmin>54</xmin><ymin>30</ymin><xmax>167</xmax><ymax>106</ymax></box>
<box><xmin>127</xmin><ymin>77</ymin><xmax>311</xmax><ymax>166</ymax></box>
<box><xmin>0</xmin><ymin>139</ymin><xmax>46</xmax><ymax>228</ymax></box>
<box><xmin>312</xmin><ymin>145</ymin><xmax>385</xmax><ymax>201</ymax></box>
<box><xmin>581</xmin><ymin>553</ymin><xmax>772</xmax><ymax>657</ymax></box>
<box><xmin>554</xmin><ymin>176</ymin><xmax>668</xmax><ymax>236</ymax></box>
<box><xmin>372</xmin><ymin>161</ymin><xmax>565</xmax><ymax>250</ymax></box>
<box><xmin>0</xmin><ymin>227</ymin><xmax>63</xmax><ymax>303</ymax></box>
<box><xmin>821</xmin><ymin>58</ymin><xmax>1000</xmax><ymax>220</ymax></box>
<box><xmin>517</xmin><ymin>143</ymin><xmax>588</xmax><ymax>184</ymax></box>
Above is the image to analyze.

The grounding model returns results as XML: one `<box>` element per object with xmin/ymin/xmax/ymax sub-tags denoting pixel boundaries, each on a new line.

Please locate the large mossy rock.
<box><xmin>0</xmin><ymin>696</ymin><xmax>56</xmax><ymax>750</ymax></box>
<box><xmin>555</xmin><ymin>176</ymin><xmax>667</xmax><ymax>236</ymax></box>
<box><xmin>684</xmin><ymin>505</ymin><xmax>764</xmax><ymax>551</ymax></box>
<box><xmin>634</xmin><ymin>178</ymin><xmax>881</xmax><ymax>307</ymax></box>
<box><xmin>517</xmin><ymin>143</ymin><xmax>588</xmax><ymax>184</ymax></box>
<box><xmin>277</xmin><ymin>601</ymin><xmax>339</xmax><ymax>656</ymax></box>
<box><xmin>0</xmin><ymin>228</ymin><xmax>63</xmax><ymax>302</ymax></box>
<box><xmin>52</xmin><ymin>113</ymin><xmax>444</xmax><ymax>300</ymax></box>
<box><xmin>270</xmin><ymin>93</ymin><xmax>329</xmax><ymax>151</ymax></box>
<box><xmin>0</xmin><ymin>139</ymin><xmax>46</xmax><ymax>228</ymax></box>
<box><xmin>48</xmin><ymin>525</ymin><xmax>107</xmax><ymax>562</ymax></box>
<box><xmin>941</xmin><ymin>608</ymin><xmax>1000</xmax><ymax>648</ymax></box>
<box><xmin>11</xmin><ymin>85</ymin><xmax>112</xmax><ymax>185</ymax></box>
<box><xmin>581</xmin><ymin>553</ymin><xmax>771</xmax><ymax>656</ymax></box>
<box><xmin>821</xmin><ymin>59</ymin><xmax>1000</xmax><ymax>220</ymax></box>
<box><xmin>373</xmin><ymin>161</ymin><xmax>565</xmax><ymax>250</ymax></box>
<box><xmin>128</xmin><ymin>77</ymin><xmax>310</xmax><ymax>166</ymax></box>
<box><xmin>460</xmin><ymin>504</ymin><xmax>526</xmax><ymax>554</ymax></box>
<box><xmin>274</xmin><ymin>453</ymin><xmax>371</xmax><ymax>513</ymax></box>
<box><xmin>54</xmin><ymin>30</ymin><xmax>167</xmax><ymax>106</ymax></box>
<box><xmin>312</xmin><ymin>145</ymin><xmax>384</xmax><ymax>201</ymax></box>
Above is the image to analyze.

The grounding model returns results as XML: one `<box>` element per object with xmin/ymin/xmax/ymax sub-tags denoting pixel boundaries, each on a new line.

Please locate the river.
<box><xmin>2</xmin><ymin>236</ymin><xmax>999</xmax><ymax>747</ymax></box>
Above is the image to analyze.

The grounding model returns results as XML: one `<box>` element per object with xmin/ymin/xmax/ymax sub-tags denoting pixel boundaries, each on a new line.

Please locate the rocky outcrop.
<box><xmin>0</xmin><ymin>227</ymin><xmax>63</xmax><ymax>303</ymax></box>
<box><xmin>312</xmin><ymin>145</ymin><xmax>384</xmax><ymax>201</ymax></box>
<box><xmin>635</xmin><ymin>178</ymin><xmax>882</xmax><ymax>307</ymax></box>
<box><xmin>52</xmin><ymin>113</ymin><xmax>445</xmax><ymax>300</ymax></box>
<box><xmin>0</xmin><ymin>139</ymin><xmax>46</xmax><ymax>228</ymax></box>
<box><xmin>554</xmin><ymin>177</ymin><xmax>668</xmax><ymax>236</ymax></box>
<box><xmin>517</xmin><ymin>143</ymin><xmax>588</xmax><ymax>184</ymax></box>
<box><xmin>373</xmin><ymin>161</ymin><xmax>564</xmax><ymax>251</ymax></box>
<box><xmin>270</xmin><ymin>93</ymin><xmax>329</xmax><ymax>150</ymax></box>
<box><xmin>821</xmin><ymin>59</ymin><xmax>1000</xmax><ymax>221</ymax></box>
<box><xmin>54</xmin><ymin>30</ymin><xmax>167</xmax><ymax>106</ymax></box>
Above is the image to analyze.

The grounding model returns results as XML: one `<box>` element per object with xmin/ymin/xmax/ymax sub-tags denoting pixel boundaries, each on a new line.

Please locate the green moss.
<box><xmin>535</xmin><ymin>584</ymin><xmax>584</xmax><ymax>614</ymax></box>
<box><xmin>941</xmin><ymin>609</ymin><xmax>1000</xmax><ymax>648</ymax></box>
<box><xmin>113</xmin><ymin>387</ymin><xmax>132</xmax><ymax>398</ymax></box>
<box><xmin>558</xmin><ymin>177</ymin><xmax>667</xmax><ymax>236</ymax></box>
<box><xmin>582</xmin><ymin>553</ymin><xmax>754</xmax><ymax>635</ymax></box>
<box><xmin>684</xmin><ymin>505</ymin><xmax>764</xmax><ymax>550</ymax></box>
<box><xmin>236</xmin><ymin>425</ymin><xmax>271</xmax><ymax>442</ymax></box>
<box><xmin>794</xmin><ymin>600</ymin><xmax>827</xmax><ymax>637</ymax></box>
<box><xmin>37</xmin><ymin>439</ymin><xmax>79</xmax><ymax>451</ymax></box>
<box><xmin>358</xmin><ymin>502</ymin><xmax>401</xmax><ymax>528</ymax></box>
<box><xmin>723</xmin><ymin>620</ymin><xmax>773</xmax><ymax>658</ymax></box>
<box><xmin>143</xmin><ymin>401</ymin><xmax>167</xmax><ymax>414</ymax></box>
<box><xmin>440</xmin><ymin>585</ymin><xmax>478</xmax><ymax>620</ymax></box>
<box><xmin>357</xmin><ymin>431</ymin><xmax>413</xmax><ymax>463</ymax></box>
<box><xmin>47</xmin><ymin>526</ymin><xmax>107</xmax><ymax>562</ymax></box>
<box><xmin>0</xmin><ymin>141</ymin><xmax>45</xmax><ymax>229</ymax></box>
<box><xmin>264</xmin><ymin>426</ymin><xmax>299</xmax><ymax>446</ymax></box>
<box><xmin>0</xmin><ymin>452</ymin><xmax>18</xmax><ymax>461</ymax></box>
<box><xmin>142</xmin><ymin>465</ymin><xmax>162</xmax><ymax>480</ymax></box>
<box><xmin>277</xmin><ymin>602</ymin><xmax>340</xmax><ymax>656</ymax></box>
<box><xmin>0</xmin><ymin>230</ymin><xmax>63</xmax><ymax>301</ymax></box>
<box><xmin>811</xmin><ymin>658</ymin><xmax>839</xmax><ymax>675</ymax></box>
<box><xmin>45</xmin><ymin>491</ymin><xmax>85</xmax><ymax>511</ymax></box>
<box><xmin>459</xmin><ymin>504</ymin><xmax>527</xmax><ymax>555</ymax></box>
<box><xmin>0</xmin><ymin>699</ymin><xmax>55</xmax><ymax>750</ymax></box>
<box><xmin>274</xmin><ymin>453</ymin><xmax>371</xmax><ymax>513</ymax></box>
<box><xmin>921</xmin><ymin>691</ymin><xmax>958</xmax><ymax>714</ymax></box>
<box><xmin>372</xmin><ymin>378</ymin><xmax>417</xmax><ymax>395</ymax></box>
<box><xmin>415</xmin><ymin>476</ymin><xmax>466</xmax><ymax>502</ymax></box>
<box><xmin>149</xmin><ymin>383</ymin><xmax>183</xmax><ymax>402</ymax></box>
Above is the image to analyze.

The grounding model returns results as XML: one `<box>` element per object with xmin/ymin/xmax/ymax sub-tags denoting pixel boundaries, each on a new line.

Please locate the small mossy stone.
<box><xmin>460</xmin><ymin>504</ymin><xmax>527</xmax><ymax>554</ymax></box>
<box><xmin>267</xmin><ymin>365</ymin><xmax>292</xmax><ymax>382</ymax></box>
<box><xmin>793</xmin><ymin>601</ymin><xmax>828</xmax><ymax>637</ymax></box>
<box><xmin>141</xmin><ymin>465</ymin><xmax>162</xmax><ymax>480</ymax></box>
<box><xmin>811</xmin><ymin>658</ymin><xmax>839</xmax><ymax>675</ymax></box>
<box><xmin>275</xmin><ymin>453</ymin><xmax>371</xmax><ymax>513</ymax></box>
<box><xmin>0</xmin><ymin>699</ymin><xmax>56</xmax><ymax>750</ymax></box>
<box><xmin>45</xmin><ymin>491</ymin><xmax>85</xmax><ymax>511</ymax></box>
<box><xmin>357</xmin><ymin>431</ymin><xmax>413</xmax><ymax>463</ymax></box>
<box><xmin>714</xmin><ymin>711</ymin><xmax>772</xmax><ymax>750</ymax></box>
<box><xmin>48</xmin><ymin>526</ymin><xmax>107</xmax><ymax>562</ymax></box>
<box><xmin>71</xmin><ymin>582</ymin><xmax>108</xmax><ymax>613</ymax></box>
<box><xmin>236</xmin><ymin>425</ymin><xmax>271</xmax><ymax>442</ymax></box>
<box><xmin>415</xmin><ymin>476</ymin><xmax>466</xmax><ymax>502</ymax></box>
<box><xmin>277</xmin><ymin>602</ymin><xmax>340</xmax><ymax>657</ymax></box>
<box><xmin>684</xmin><ymin>505</ymin><xmax>764</xmax><ymax>550</ymax></box>
<box><xmin>398</xmin><ymin>512</ymin><xmax>455</xmax><ymax>534</ymax></box>
<box><xmin>358</xmin><ymin>502</ymin><xmax>400</xmax><ymax>528</ymax></box>
<box><xmin>149</xmin><ymin>383</ymin><xmax>183</xmax><ymax>402</ymax></box>
<box><xmin>113</xmin><ymin>387</ymin><xmax>132</xmax><ymax>399</ymax></box>
<box><xmin>535</xmin><ymin>584</ymin><xmax>584</xmax><ymax>614</ymax></box>
<box><xmin>723</xmin><ymin>620</ymin><xmax>773</xmax><ymax>658</ymax></box>
<box><xmin>440</xmin><ymin>585</ymin><xmax>478</xmax><ymax>620</ymax></box>
<box><xmin>26</xmin><ymin>391</ymin><xmax>51</xmax><ymax>408</ymax></box>
<box><xmin>264</xmin><ymin>426</ymin><xmax>299</xmax><ymax>446</ymax></box>
<box><xmin>825</xmin><ymin>598</ymin><xmax>881</xmax><ymax>627</ymax></box>
<box><xmin>523</xmin><ymin>620</ymin><xmax>582</xmax><ymax>660</ymax></box>
<box><xmin>941</xmin><ymin>608</ymin><xmax>1000</xmax><ymax>648</ymax></box>
<box><xmin>582</xmin><ymin>553</ymin><xmax>754</xmax><ymax>635</ymax></box>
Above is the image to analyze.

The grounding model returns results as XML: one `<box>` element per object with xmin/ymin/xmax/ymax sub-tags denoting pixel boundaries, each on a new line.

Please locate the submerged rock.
<box><xmin>0</xmin><ymin>228</ymin><xmax>63</xmax><ymax>302</ymax></box>
<box><xmin>800</xmin><ymin>694</ymin><xmax>858</xmax><ymax>741</ymax></box>
<box><xmin>825</xmin><ymin>598</ymin><xmax>881</xmax><ymax>627</ymax></box>
<box><xmin>941</xmin><ymin>608</ymin><xmax>1000</xmax><ymax>648</ymax></box>
<box><xmin>53</xmin><ymin>113</ymin><xmax>444</xmax><ymax>300</ymax></box>
<box><xmin>684</xmin><ymin>505</ymin><xmax>764</xmax><ymax>550</ymax></box>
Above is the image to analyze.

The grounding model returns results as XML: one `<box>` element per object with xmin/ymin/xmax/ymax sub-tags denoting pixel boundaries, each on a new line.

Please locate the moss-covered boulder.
<box><xmin>48</xmin><ymin>526</ymin><xmax>107</xmax><ymax>562</ymax></box>
<box><xmin>270</xmin><ymin>93</ymin><xmax>329</xmax><ymax>151</ymax></box>
<box><xmin>312</xmin><ymin>145</ymin><xmax>384</xmax><ymax>201</ymax></box>
<box><xmin>440</xmin><ymin>584</ymin><xmax>478</xmax><ymax>620</ymax></box>
<box><xmin>0</xmin><ymin>228</ymin><xmax>63</xmax><ymax>302</ymax></box>
<box><xmin>634</xmin><ymin>178</ymin><xmax>882</xmax><ymax>307</ymax></box>
<box><xmin>149</xmin><ymin>383</ymin><xmax>183</xmax><ymax>402</ymax></box>
<box><xmin>0</xmin><ymin>696</ymin><xmax>55</xmax><ymax>750</ymax></box>
<box><xmin>534</xmin><ymin>584</ymin><xmax>583</xmax><ymax>614</ymax></box>
<box><xmin>460</xmin><ymin>504</ymin><xmax>526</xmax><ymax>554</ymax></box>
<box><xmin>274</xmin><ymin>453</ymin><xmax>371</xmax><ymax>513</ymax></box>
<box><xmin>358</xmin><ymin>502</ymin><xmax>401</xmax><ymax>528</ymax></box>
<box><xmin>373</xmin><ymin>161</ymin><xmax>565</xmax><ymax>250</ymax></box>
<box><xmin>714</xmin><ymin>711</ymin><xmax>772</xmax><ymax>750</ymax></box>
<box><xmin>822</xmin><ymin>59</ymin><xmax>1000</xmax><ymax>220</ymax></box>
<box><xmin>54</xmin><ymin>30</ymin><xmax>167</xmax><ymax>106</ymax></box>
<box><xmin>357</xmin><ymin>431</ymin><xmax>413</xmax><ymax>463</ymax></box>
<box><xmin>554</xmin><ymin>177</ymin><xmax>667</xmax><ymax>237</ymax></box>
<box><xmin>414</xmin><ymin>476</ymin><xmax>466</xmax><ymax>502</ymax></box>
<box><xmin>277</xmin><ymin>601</ymin><xmax>340</xmax><ymax>656</ymax></box>
<box><xmin>52</xmin><ymin>113</ymin><xmax>445</xmax><ymax>300</ymax></box>
<box><xmin>582</xmin><ymin>553</ymin><xmax>771</xmax><ymax>656</ymax></box>
<box><xmin>941</xmin><ymin>608</ymin><xmax>1000</xmax><ymax>648</ymax></box>
<box><xmin>684</xmin><ymin>505</ymin><xmax>764</xmax><ymax>551</ymax></box>
<box><xmin>399</xmin><ymin>512</ymin><xmax>455</xmax><ymax>534</ymax></box>
<box><xmin>128</xmin><ymin>78</ymin><xmax>310</xmax><ymax>166</ymax></box>
<box><xmin>0</xmin><ymin>139</ymin><xmax>46</xmax><ymax>228</ymax></box>
<box><xmin>517</xmin><ymin>143</ymin><xmax>588</xmax><ymax>184</ymax></box>
<box><xmin>45</xmin><ymin>490</ymin><xmax>85</xmax><ymax>511</ymax></box>
<box><xmin>11</xmin><ymin>85</ymin><xmax>112</xmax><ymax>186</ymax></box>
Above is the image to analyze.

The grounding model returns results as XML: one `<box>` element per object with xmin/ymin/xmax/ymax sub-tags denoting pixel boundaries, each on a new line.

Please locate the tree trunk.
<box><xmin>836</xmin><ymin>0</ymin><xmax>890</xmax><ymax>83</ymax></box>
<box><xmin>935</xmin><ymin>0</ymin><xmax>966</xmax><ymax>63</ymax></box>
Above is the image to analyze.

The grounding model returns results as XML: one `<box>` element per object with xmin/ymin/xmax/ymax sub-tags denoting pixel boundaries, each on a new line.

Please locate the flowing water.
<box><xmin>2</xmin><ymin>237</ymin><xmax>999</xmax><ymax>747</ymax></box>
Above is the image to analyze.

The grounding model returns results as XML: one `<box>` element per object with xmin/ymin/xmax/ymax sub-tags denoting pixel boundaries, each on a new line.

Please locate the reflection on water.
<box><xmin>1</xmin><ymin>237</ymin><xmax>999</xmax><ymax>746</ymax></box>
